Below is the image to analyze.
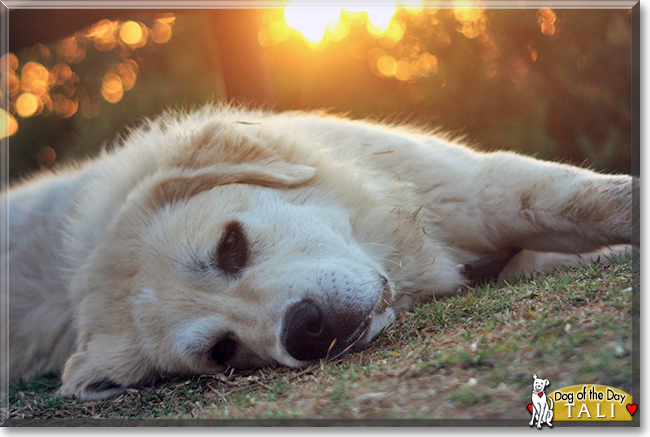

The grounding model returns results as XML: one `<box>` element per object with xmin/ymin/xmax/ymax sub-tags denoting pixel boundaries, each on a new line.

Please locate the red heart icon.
<box><xmin>626</xmin><ymin>404</ymin><xmax>638</xmax><ymax>416</ymax></box>
<box><xmin>527</xmin><ymin>404</ymin><xmax>533</xmax><ymax>413</ymax></box>
<box><xmin>538</xmin><ymin>393</ymin><xmax>543</xmax><ymax>397</ymax></box>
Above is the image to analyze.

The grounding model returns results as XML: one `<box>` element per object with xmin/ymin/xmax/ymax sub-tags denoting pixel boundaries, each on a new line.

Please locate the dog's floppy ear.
<box><xmin>545</xmin><ymin>379</ymin><xmax>550</xmax><ymax>387</ymax></box>
<box><xmin>149</xmin><ymin>161</ymin><xmax>317</xmax><ymax>210</ymax></box>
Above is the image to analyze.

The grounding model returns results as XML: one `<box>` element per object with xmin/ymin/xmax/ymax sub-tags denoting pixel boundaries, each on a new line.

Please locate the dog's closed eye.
<box><xmin>214</xmin><ymin>221</ymin><xmax>248</xmax><ymax>275</ymax></box>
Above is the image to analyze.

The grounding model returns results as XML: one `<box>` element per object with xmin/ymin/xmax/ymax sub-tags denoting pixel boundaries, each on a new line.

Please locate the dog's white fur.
<box><xmin>4</xmin><ymin>106</ymin><xmax>632</xmax><ymax>400</ymax></box>
<box><xmin>530</xmin><ymin>374</ymin><xmax>553</xmax><ymax>428</ymax></box>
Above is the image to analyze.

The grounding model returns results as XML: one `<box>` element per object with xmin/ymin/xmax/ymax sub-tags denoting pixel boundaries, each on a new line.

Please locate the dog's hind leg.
<box><xmin>499</xmin><ymin>244</ymin><xmax>632</xmax><ymax>280</ymax></box>
<box><xmin>460</xmin><ymin>248</ymin><xmax>522</xmax><ymax>286</ymax></box>
<box><xmin>546</xmin><ymin>399</ymin><xmax>554</xmax><ymax>427</ymax></box>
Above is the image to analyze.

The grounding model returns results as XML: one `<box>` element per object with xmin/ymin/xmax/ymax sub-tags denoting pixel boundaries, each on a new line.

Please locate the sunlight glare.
<box><xmin>399</xmin><ymin>0</ymin><xmax>425</xmax><ymax>14</ymax></box>
<box><xmin>284</xmin><ymin>2</ymin><xmax>341</xmax><ymax>43</ymax></box>
<box><xmin>366</xmin><ymin>8</ymin><xmax>396</xmax><ymax>35</ymax></box>
<box><xmin>280</xmin><ymin>3</ymin><xmax>400</xmax><ymax>44</ymax></box>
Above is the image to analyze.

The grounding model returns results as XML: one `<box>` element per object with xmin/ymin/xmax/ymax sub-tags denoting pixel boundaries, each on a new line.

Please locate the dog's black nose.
<box><xmin>282</xmin><ymin>300</ymin><xmax>330</xmax><ymax>361</ymax></box>
<box><xmin>282</xmin><ymin>299</ymin><xmax>365</xmax><ymax>362</ymax></box>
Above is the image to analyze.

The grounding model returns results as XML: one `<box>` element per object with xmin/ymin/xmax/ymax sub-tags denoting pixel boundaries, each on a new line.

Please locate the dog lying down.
<box><xmin>5</xmin><ymin>105</ymin><xmax>633</xmax><ymax>401</ymax></box>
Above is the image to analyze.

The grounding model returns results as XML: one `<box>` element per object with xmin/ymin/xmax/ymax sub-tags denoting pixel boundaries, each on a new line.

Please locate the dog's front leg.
<box><xmin>529</xmin><ymin>410</ymin><xmax>537</xmax><ymax>426</ymax></box>
<box><xmin>430</xmin><ymin>150</ymin><xmax>634</xmax><ymax>255</ymax></box>
<box><xmin>486</xmin><ymin>152</ymin><xmax>632</xmax><ymax>253</ymax></box>
<box><xmin>536</xmin><ymin>404</ymin><xmax>546</xmax><ymax>428</ymax></box>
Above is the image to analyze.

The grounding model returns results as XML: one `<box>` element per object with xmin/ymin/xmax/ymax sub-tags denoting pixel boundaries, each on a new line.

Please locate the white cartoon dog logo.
<box><xmin>529</xmin><ymin>374</ymin><xmax>554</xmax><ymax>428</ymax></box>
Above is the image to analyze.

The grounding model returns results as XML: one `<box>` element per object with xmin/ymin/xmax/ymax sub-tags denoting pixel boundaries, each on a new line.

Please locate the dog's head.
<box><xmin>532</xmin><ymin>374</ymin><xmax>550</xmax><ymax>393</ymax></box>
<box><xmin>59</xmin><ymin>109</ymin><xmax>427</xmax><ymax>400</ymax></box>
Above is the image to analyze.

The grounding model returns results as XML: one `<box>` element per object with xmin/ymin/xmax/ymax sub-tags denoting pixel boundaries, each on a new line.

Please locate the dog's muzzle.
<box><xmin>280</xmin><ymin>275</ymin><xmax>394</xmax><ymax>362</ymax></box>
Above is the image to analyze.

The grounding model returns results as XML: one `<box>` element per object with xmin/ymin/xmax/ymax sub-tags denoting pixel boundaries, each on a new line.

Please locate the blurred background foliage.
<box><xmin>1</xmin><ymin>4</ymin><xmax>633</xmax><ymax>182</ymax></box>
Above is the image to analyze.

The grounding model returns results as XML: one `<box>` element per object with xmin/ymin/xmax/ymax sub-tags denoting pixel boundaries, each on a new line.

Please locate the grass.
<box><xmin>3</xmin><ymin>255</ymin><xmax>637</xmax><ymax>424</ymax></box>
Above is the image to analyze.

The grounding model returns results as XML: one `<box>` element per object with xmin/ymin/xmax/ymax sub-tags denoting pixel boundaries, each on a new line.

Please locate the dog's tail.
<box><xmin>548</xmin><ymin>398</ymin><xmax>554</xmax><ymax>409</ymax></box>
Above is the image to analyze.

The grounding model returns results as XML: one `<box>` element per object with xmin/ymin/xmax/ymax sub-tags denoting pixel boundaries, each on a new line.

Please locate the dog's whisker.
<box><xmin>372</xmin><ymin>257</ymin><xmax>416</xmax><ymax>275</ymax></box>
<box><xmin>360</xmin><ymin>242</ymin><xmax>418</xmax><ymax>264</ymax></box>
<box><xmin>324</xmin><ymin>338</ymin><xmax>338</xmax><ymax>362</ymax></box>
<box><xmin>328</xmin><ymin>322</ymin><xmax>371</xmax><ymax>362</ymax></box>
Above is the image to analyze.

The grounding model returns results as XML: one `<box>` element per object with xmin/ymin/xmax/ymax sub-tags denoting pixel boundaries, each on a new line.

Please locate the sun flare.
<box><xmin>284</xmin><ymin>0</ymin><xmax>401</xmax><ymax>44</ymax></box>
<box><xmin>284</xmin><ymin>3</ymin><xmax>342</xmax><ymax>44</ymax></box>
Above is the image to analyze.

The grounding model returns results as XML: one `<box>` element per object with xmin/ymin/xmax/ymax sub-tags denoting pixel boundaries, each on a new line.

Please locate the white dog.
<box><xmin>530</xmin><ymin>374</ymin><xmax>553</xmax><ymax>428</ymax></box>
<box><xmin>3</xmin><ymin>105</ymin><xmax>633</xmax><ymax>400</ymax></box>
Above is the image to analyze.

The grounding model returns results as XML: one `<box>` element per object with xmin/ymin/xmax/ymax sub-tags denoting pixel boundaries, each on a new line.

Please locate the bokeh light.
<box><xmin>454</xmin><ymin>8</ymin><xmax>486</xmax><ymax>39</ymax></box>
<box><xmin>86</xmin><ymin>19</ymin><xmax>119</xmax><ymax>52</ymax></box>
<box><xmin>537</xmin><ymin>8</ymin><xmax>557</xmax><ymax>35</ymax></box>
<box><xmin>377</xmin><ymin>55</ymin><xmax>398</xmax><ymax>77</ymax></box>
<box><xmin>0</xmin><ymin>108</ymin><xmax>18</xmax><ymax>138</ymax></box>
<box><xmin>16</xmin><ymin>92</ymin><xmax>40</xmax><ymax>118</ymax></box>
<box><xmin>152</xmin><ymin>21</ymin><xmax>173</xmax><ymax>44</ymax></box>
<box><xmin>101</xmin><ymin>73</ymin><xmax>124</xmax><ymax>103</ymax></box>
<box><xmin>0</xmin><ymin>52</ymin><xmax>19</xmax><ymax>72</ymax></box>
<box><xmin>36</xmin><ymin>146</ymin><xmax>56</xmax><ymax>167</ymax></box>
<box><xmin>56</xmin><ymin>36</ymin><xmax>86</xmax><ymax>63</ymax></box>
<box><xmin>52</xmin><ymin>93</ymin><xmax>78</xmax><ymax>118</ymax></box>
<box><xmin>119</xmin><ymin>21</ymin><xmax>145</xmax><ymax>47</ymax></box>
<box><xmin>52</xmin><ymin>63</ymin><xmax>72</xmax><ymax>85</ymax></box>
<box><xmin>1</xmin><ymin>13</ymin><xmax>176</xmax><ymax>137</ymax></box>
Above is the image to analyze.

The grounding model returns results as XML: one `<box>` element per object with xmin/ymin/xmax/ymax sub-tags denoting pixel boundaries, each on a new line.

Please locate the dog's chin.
<box><xmin>357</xmin><ymin>279</ymin><xmax>397</xmax><ymax>346</ymax></box>
<box><xmin>334</xmin><ymin>275</ymin><xmax>396</xmax><ymax>357</ymax></box>
<box><xmin>350</xmin><ymin>277</ymin><xmax>396</xmax><ymax>347</ymax></box>
<box><xmin>364</xmin><ymin>307</ymin><xmax>396</xmax><ymax>343</ymax></box>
